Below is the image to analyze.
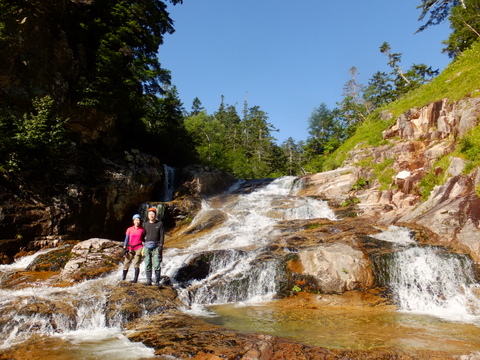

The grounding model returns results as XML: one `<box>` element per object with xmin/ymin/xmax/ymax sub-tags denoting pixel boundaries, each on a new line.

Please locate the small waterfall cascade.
<box><xmin>161</xmin><ymin>176</ymin><xmax>337</xmax><ymax>310</ymax></box>
<box><xmin>160</xmin><ymin>164</ymin><xmax>176</xmax><ymax>202</ymax></box>
<box><xmin>136</xmin><ymin>165</ymin><xmax>176</xmax><ymax>221</ymax></box>
<box><xmin>372</xmin><ymin>226</ymin><xmax>480</xmax><ymax>323</ymax></box>
<box><xmin>0</xmin><ymin>176</ymin><xmax>336</xmax><ymax>349</ymax></box>
<box><xmin>0</xmin><ymin>249</ymin><xmax>155</xmax><ymax>358</ymax></box>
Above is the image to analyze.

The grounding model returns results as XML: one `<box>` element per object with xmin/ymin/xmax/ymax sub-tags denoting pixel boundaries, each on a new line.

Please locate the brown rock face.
<box><xmin>0</xmin><ymin>150</ymin><xmax>164</xmax><ymax>243</ymax></box>
<box><xmin>382</xmin><ymin>98</ymin><xmax>480</xmax><ymax>140</ymax></box>
<box><xmin>300</xmin><ymin>97</ymin><xmax>480</xmax><ymax>264</ymax></box>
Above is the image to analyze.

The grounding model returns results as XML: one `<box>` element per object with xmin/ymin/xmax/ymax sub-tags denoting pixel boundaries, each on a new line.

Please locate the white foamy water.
<box><xmin>161</xmin><ymin>164</ymin><xmax>176</xmax><ymax>202</ymax></box>
<box><xmin>371</xmin><ymin>225</ymin><xmax>415</xmax><ymax>245</ymax></box>
<box><xmin>54</xmin><ymin>328</ymin><xmax>156</xmax><ymax>360</ymax></box>
<box><xmin>372</xmin><ymin>226</ymin><xmax>480</xmax><ymax>323</ymax></box>
<box><xmin>161</xmin><ymin>176</ymin><xmax>336</xmax><ymax>308</ymax></box>
<box><xmin>389</xmin><ymin>246</ymin><xmax>480</xmax><ymax>323</ymax></box>
<box><xmin>0</xmin><ymin>246</ymin><xmax>60</xmax><ymax>271</ymax></box>
<box><xmin>184</xmin><ymin>176</ymin><xmax>336</xmax><ymax>251</ymax></box>
<box><xmin>0</xmin><ymin>254</ymin><xmax>156</xmax><ymax>358</ymax></box>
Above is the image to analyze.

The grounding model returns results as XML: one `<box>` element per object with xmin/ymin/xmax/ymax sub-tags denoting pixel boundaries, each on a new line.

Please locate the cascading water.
<box><xmin>160</xmin><ymin>165</ymin><xmax>176</xmax><ymax>202</ymax></box>
<box><xmin>161</xmin><ymin>176</ymin><xmax>337</xmax><ymax>310</ymax></box>
<box><xmin>0</xmin><ymin>176</ymin><xmax>337</xmax><ymax>354</ymax></box>
<box><xmin>390</xmin><ymin>246</ymin><xmax>480</xmax><ymax>321</ymax></box>
<box><xmin>0</xmin><ymin>249</ymin><xmax>156</xmax><ymax>359</ymax></box>
<box><xmin>136</xmin><ymin>165</ymin><xmax>176</xmax><ymax>221</ymax></box>
<box><xmin>3</xmin><ymin>178</ymin><xmax>480</xmax><ymax>356</ymax></box>
<box><xmin>372</xmin><ymin>226</ymin><xmax>480</xmax><ymax>323</ymax></box>
<box><xmin>200</xmin><ymin>225</ymin><xmax>480</xmax><ymax>354</ymax></box>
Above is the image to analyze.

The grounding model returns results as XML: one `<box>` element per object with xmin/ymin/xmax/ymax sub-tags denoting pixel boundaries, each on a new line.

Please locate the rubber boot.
<box><xmin>154</xmin><ymin>270</ymin><xmax>161</xmax><ymax>284</ymax></box>
<box><xmin>122</xmin><ymin>270</ymin><xmax>128</xmax><ymax>281</ymax></box>
<box><xmin>131</xmin><ymin>268</ymin><xmax>140</xmax><ymax>283</ymax></box>
<box><xmin>145</xmin><ymin>270</ymin><xmax>152</xmax><ymax>286</ymax></box>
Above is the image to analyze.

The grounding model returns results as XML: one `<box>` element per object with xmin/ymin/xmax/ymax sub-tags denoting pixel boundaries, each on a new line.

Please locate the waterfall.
<box><xmin>135</xmin><ymin>165</ymin><xmax>175</xmax><ymax>221</ymax></box>
<box><xmin>372</xmin><ymin>226</ymin><xmax>480</xmax><ymax>323</ymax></box>
<box><xmin>186</xmin><ymin>176</ymin><xmax>335</xmax><ymax>251</ymax></box>
<box><xmin>389</xmin><ymin>247</ymin><xmax>480</xmax><ymax>321</ymax></box>
<box><xmin>0</xmin><ymin>256</ymin><xmax>155</xmax><ymax>358</ymax></box>
<box><xmin>161</xmin><ymin>176</ymin><xmax>336</xmax><ymax>310</ymax></box>
<box><xmin>183</xmin><ymin>249</ymin><xmax>278</xmax><ymax>306</ymax></box>
<box><xmin>3</xmin><ymin>178</ymin><xmax>480</xmax><ymax>355</ymax></box>
<box><xmin>161</xmin><ymin>164</ymin><xmax>176</xmax><ymax>202</ymax></box>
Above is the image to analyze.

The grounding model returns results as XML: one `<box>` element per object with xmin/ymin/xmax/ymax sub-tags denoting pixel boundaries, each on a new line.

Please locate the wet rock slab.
<box><xmin>126</xmin><ymin>310</ymin><xmax>454</xmax><ymax>360</ymax></box>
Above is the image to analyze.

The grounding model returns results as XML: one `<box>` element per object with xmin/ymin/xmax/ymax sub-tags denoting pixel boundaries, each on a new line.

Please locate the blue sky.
<box><xmin>160</xmin><ymin>0</ymin><xmax>452</xmax><ymax>144</ymax></box>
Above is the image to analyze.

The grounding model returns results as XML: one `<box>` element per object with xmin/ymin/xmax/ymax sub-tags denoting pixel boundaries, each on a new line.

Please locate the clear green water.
<box><xmin>203</xmin><ymin>304</ymin><xmax>480</xmax><ymax>355</ymax></box>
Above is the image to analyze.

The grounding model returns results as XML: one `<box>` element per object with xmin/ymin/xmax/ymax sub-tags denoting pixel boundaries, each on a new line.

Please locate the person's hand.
<box><xmin>122</xmin><ymin>248</ymin><xmax>128</xmax><ymax>256</ymax></box>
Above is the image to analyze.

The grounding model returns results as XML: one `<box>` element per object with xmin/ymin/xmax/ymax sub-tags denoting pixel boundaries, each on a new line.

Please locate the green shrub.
<box><xmin>457</xmin><ymin>124</ymin><xmax>480</xmax><ymax>167</ymax></box>
<box><xmin>352</xmin><ymin>177</ymin><xmax>368</xmax><ymax>190</ymax></box>
<box><xmin>419</xmin><ymin>156</ymin><xmax>451</xmax><ymax>201</ymax></box>
<box><xmin>341</xmin><ymin>197</ymin><xmax>360</xmax><ymax>207</ymax></box>
<box><xmin>0</xmin><ymin>96</ymin><xmax>68</xmax><ymax>171</ymax></box>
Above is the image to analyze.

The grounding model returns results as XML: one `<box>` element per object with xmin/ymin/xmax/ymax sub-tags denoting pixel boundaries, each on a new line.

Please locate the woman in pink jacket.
<box><xmin>122</xmin><ymin>214</ymin><xmax>145</xmax><ymax>283</ymax></box>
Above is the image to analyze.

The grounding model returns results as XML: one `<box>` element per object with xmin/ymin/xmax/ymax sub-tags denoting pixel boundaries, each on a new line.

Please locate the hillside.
<box><xmin>324</xmin><ymin>40</ymin><xmax>480</xmax><ymax>171</ymax></box>
<box><xmin>300</xmin><ymin>40</ymin><xmax>480</xmax><ymax>263</ymax></box>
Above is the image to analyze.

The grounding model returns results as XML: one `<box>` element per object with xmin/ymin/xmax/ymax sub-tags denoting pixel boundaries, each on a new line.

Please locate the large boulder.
<box><xmin>297</xmin><ymin>242</ymin><xmax>375</xmax><ymax>293</ymax></box>
<box><xmin>297</xmin><ymin>167</ymin><xmax>357</xmax><ymax>204</ymax></box>
<box><xmin>59</xmin><ymin>238</ymin><xmax>122</xmax><ymax>282</ymax></box>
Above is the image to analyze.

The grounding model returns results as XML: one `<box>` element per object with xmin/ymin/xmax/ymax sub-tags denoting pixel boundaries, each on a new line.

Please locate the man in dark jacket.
<box><xmin>143</xmin><ymin>207</ymin><xmax>165</xmax><ymax>285</ymax></box>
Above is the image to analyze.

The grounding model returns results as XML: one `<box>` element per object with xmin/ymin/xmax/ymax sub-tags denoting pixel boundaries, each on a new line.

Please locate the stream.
<box><xmin>1</xmin><ymin>176</ymin><xmax>480</xmax><ymax>357</ymax></box>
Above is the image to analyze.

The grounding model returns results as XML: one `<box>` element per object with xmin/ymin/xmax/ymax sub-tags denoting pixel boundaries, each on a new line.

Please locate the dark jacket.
<box><xmin>144</xmin><ymin>220</ymin><xmax>164</xmax><ymax>250</ymax></box>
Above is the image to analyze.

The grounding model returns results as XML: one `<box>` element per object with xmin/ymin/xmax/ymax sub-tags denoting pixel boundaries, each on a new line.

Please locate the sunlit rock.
<box><xmin>59</xmin><ymin>238</ymin><xmax>123</xmax><ymax>282</ymax></box>
<box><xmin>298</xmin><ymin>242</ymin><xmax>375</xmax><ymax>293</ymax></box>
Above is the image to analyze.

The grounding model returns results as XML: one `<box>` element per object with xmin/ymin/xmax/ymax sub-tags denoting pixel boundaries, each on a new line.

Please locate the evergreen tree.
<box><xmin>416</xmin><ymin>0</ymin><xmax>463</xmax><ymax>32</ymax></box>
<box><xmin>364</xmin><ymin>71</ymin><xmax>395</xmax><ymax>107</ymax></box>
<box><xmin>184</xmin><ymin>111</ymin><xmax>227</xmax><ymax>169</ymax></box>
<box><xmin>442</xmin><ymin>0</ymin><xmax>480</xmax><ymax>58</ymax></box>
<box><xmin>373</xmin><ymin>42</ymin><xmax>439</xmax><ymax>104</ymax></box>
<box><xmin>307</xmin><ymin>103</ymin><xmax>336</xmax><ymax>153</ymax></box>
<box><xmin>401</xmin><ymin>63</ymin><xmax>439</xmax><ymax>92</ymax></box>
<box><xmin>74</xmin><ymin>0</ymin><xmax>182</xmax><ymax>124</ymax></box>
<box><xmin>337</xmin><ymin>67</ymin><xmax>370</xmax><ymax>134</ymax></box>
<box><xmin>380</xmin><ymin>42</ymin><xmax>411</xmax><ymax>86</ymax></box>
<box><xmin>185</xmin><ymin>96</ymin><xmax>280</xmax><ymax>179</ymax></box>
<box><xmin>142</xmin><ymin>86</ymin><xmax>196</xmax><ymax>165</ymax></box>
<box><xmin>280</xmin><ymin>137</ymin><xmax>304</xmax><ymax>176</ymax></box>
<box><xmin>190</xmin><ymin>97</ymin><xmax>205</xmax><ymax>116</ymax></box>
<box><xmin>0</xmin><ymin>0</ymin><xmax>186</xmax><ymax>168</ymax></box>
<box><xmin>215</xmin><ymin>97</ymin><xmax>242</xmax><ymax>151</ymax></box>
<box><xmin>241</xmin><ymin>104</ymin><xmax>278</xmax><ymax>178</ymax></box>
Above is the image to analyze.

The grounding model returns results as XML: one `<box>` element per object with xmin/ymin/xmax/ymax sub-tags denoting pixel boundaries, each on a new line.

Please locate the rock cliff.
<box><xmin>300</xmin><ymin>96</ymin><xmax>480</xmax><ymax>263</ymax></box>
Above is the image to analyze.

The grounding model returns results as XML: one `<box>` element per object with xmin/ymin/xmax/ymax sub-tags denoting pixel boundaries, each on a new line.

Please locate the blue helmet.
<box><xmin>132</xmin><ymin>214</ymin><xmax>141</xmax><ymax>221</ymax></box>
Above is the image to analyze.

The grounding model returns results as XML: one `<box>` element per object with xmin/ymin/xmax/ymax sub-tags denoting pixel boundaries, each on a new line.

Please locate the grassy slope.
<box><xmin>324</xmin><ymin>40</ymin><xmax>480</xmax><ymax>172</ymax></box>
